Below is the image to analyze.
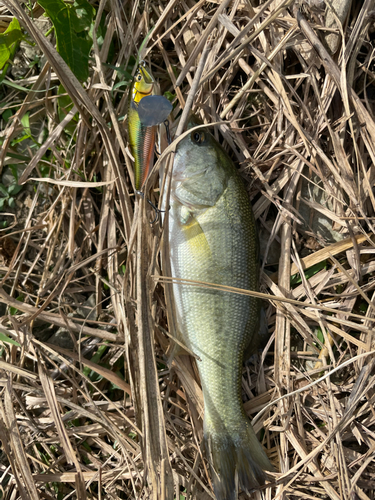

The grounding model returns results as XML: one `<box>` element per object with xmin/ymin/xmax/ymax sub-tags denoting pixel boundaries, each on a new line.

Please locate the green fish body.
<box><xmin>166</xmin><ymin>121</ymin><xmax>273</xmax><ymax>499</ymax></box>
<box><xmin>128</xmin><ymin>63</ymin><xmax>157</xmax><ymax>191</ymax></box>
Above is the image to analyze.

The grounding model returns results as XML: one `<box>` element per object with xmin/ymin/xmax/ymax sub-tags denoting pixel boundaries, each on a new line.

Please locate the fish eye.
<box><xmin>191</xmin><ymin>131</ymin><xmax>205</xmax><ymax>144</ymax></box>
<box><xmin>137</xmin><ymin>74</ymin><xmax>142</xmax><ymax>81</ymax></box>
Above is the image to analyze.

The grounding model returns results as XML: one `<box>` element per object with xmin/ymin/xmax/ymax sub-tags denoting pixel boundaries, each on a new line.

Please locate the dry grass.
<box><xmin>1</xmin><ymin>0</ymin><xmax>375</xmax><ymax>498</ymax></box>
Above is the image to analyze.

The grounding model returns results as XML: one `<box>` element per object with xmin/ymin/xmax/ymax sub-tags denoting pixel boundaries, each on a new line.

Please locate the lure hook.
<box><xmin>164</xmin><ymin>119</ymin><xmax>172</xmax><ymax>145</ymax></box>
<box><xmin>136</xmin><ymin>190</ymin><xmax>165</xmax><ymax>225</ymax></box>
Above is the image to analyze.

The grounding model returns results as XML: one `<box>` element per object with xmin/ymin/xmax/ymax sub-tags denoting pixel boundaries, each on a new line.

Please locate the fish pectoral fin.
<box><xmin>178</xmin><ymin>209</ymin><xmax>212</xmax><ymax>259</ymax></box>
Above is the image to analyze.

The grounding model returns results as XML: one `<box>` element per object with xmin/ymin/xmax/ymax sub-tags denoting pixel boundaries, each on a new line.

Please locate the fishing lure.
<box><xmin>128</xmin><ymin>62</ymin><xmax>157</xmax><ymax>191</ymax></box>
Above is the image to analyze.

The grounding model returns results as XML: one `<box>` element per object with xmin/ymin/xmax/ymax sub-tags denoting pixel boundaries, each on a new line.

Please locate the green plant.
<box><xmin>0</xmin><ymin>329</ymin><xmax>20</xmax><ymax>346</ymax></box>
<box><xmin>0</xmin><ymin>163</ymin><xmax>24</xmax><ymax>211</ymax></box>
<box><xmin>37</xmin><ymin>0</ymin><xmax>96</xmax><ymax>82</ymax></box>
<box><xmin>0</xmin><ymin>181</ymin><xmax>22</xmax><ymax>210</ymax></box>
<box><xmin>291</xmin><ymin>260</ymin><xmax>327</xmax><ymax>286</ymax></box>
<box><xmin>0</xmin><ymin>17</ymin><xmax>23</xmax><ymax>80</ymax></box>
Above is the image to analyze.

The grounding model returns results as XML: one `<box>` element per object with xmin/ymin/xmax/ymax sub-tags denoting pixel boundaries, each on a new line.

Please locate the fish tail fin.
<box><xmin>205</xmin><ymin>420</ymin><xmax>274</xmax><ymax>500</ymax></box>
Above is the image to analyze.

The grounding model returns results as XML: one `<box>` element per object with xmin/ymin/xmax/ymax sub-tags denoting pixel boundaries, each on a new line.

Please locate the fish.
<box><xmin>165</xmin><ymin>119</ymin><xmax>274</xmax><ymax>500</ymax></box>
<box><xmin>128</xmin><ymin>62</ymin><xmax>157</xmax><ymax>191</ymax></box>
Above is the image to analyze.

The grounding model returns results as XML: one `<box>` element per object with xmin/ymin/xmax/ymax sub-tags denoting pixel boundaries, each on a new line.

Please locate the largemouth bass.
<box><xmin>128</xmin><ymin>62</ymin><xmax>157</xmax><ymax>191</ymax></box>
<box><xmin>166</xmin><ymin>120</ymin><xmax>274</xmax><ymax>500</ymax></box>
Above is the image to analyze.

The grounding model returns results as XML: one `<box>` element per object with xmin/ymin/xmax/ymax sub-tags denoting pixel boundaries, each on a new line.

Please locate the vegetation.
<box><xmin>0</xmin><ymin>0</ymin><xmax>375</xmax><ymax>499</ymax></box>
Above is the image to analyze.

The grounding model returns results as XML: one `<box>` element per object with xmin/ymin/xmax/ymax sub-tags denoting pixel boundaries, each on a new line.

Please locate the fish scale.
<box><xmin>166</xmin><ymin>119</ymin><xmax>274</xmax><ymax>500</ymax></box>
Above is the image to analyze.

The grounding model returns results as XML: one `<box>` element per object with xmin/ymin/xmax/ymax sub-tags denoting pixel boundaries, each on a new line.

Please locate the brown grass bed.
<box><xmin>0</xmin><ymin>0</ymin><xmax>375</xmax><ymax>498</ymax></box>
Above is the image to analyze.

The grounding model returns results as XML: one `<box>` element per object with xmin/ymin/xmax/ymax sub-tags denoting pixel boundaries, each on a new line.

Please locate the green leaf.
<box><xmin>0</xmin><ymin>184</ymin><xmax>9</xmax><ymax>196</ymax></box>
<box><xmin>2</xmin><ymin>78</ymin><xmax>58</xmax><ymax>93</ymax></box>
<box><xmin>37</xmin><ymin>0</ymin><xmax>95</xmax><ymax>82</ymax></box>
<box><xmin>8</xmin><ymin>184</ymin><xmax>23</xmax><ymax>196</ymax></box>
<box><xmin>164</xmin><ymin>91</ymin><xmax>175</xmax><ymax>103</ymax></box>
<box><xmin>4</xmin><ymin>152</ymin><xmax>30</xmax><ymax>161</ymax></box>
<box><xmin>81</xmin><ymin>441</ymin><xmax>92</xmax><ymax>452</ymax></box>
<box><xmin>105</xmin><ymin>56</ymin><xmax>135</xmax><ymax>79</ymax></box>
<box><xmin>316</xmin><ymin>327</ymin><xmax>324</xmax><ymax>344</ymax></box>
<box><xmin>291</xmin><ymin>260</ymin><xmax>327</xmax><ymax>286</ymax></box>
<box><xmin>2</xmin><ymin>108</ymin><xmax>13</xmax><ymax>122</ymax></box>
<box><xmin>0</xmin><ymin>330</ymin><xmax>20</xmax><ymax>346</ymax></box>
<box><xmin>0</xmin><ymin>18</ymin><xmax>23</xmax><ymax>70</ymax></box>
<box><xmin>11</xmin><ymin>134</ymin><xmax>32</xmax><ymax>146</ymax></box>
<box><xmin>39</xmin><ymin>163</ymin><xmax>51</xmax><ymax>178</ymax></box>
<box><xmin>57</xmin><ymin>84</ymin><xmax>74</xmax><ymax>115</ymax></box>
<box><xmin>10</xmin><ymin>294</ymin><xmax>24</xmax><ymax>315</ymax></box>
<box><xmin>9</xmin><ymin>164</ymin><xmax>19</xmax><ymax>180</ymax></box>
<box><xmin>359</xmin><ymin>302</ymin><xmax>368</xmax><ymax>313</ymax></box>
<box><xmin>112</xmin><ymin>80</ymin><xmax>131</xmax><ymax>92</ymax></box>
<box><xmin>136</xmin><ymin>27</ymin><xmax>154</xmax><ymax>67</ymax></box>
<box><xmin>57</xmin><ymin>84</ymin><xmax>79</xmax><ymax>134</ymax></box>
<box><xmin>89</xmin><ymin>344</ymin><xmax>107</xmax><ymax>364</ymax></box>
<box><xmin>21</xmin><ymin>112</ymin><xmax>31</xmax><ymax>136</ymax></box>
